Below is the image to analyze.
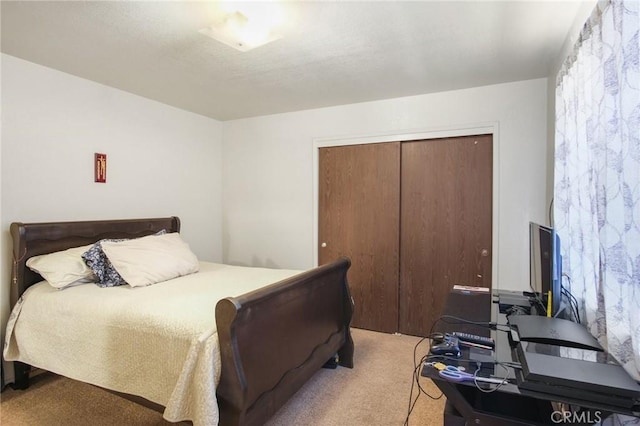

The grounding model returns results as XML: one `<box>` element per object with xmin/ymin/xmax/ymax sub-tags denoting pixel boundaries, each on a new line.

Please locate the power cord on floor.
<box><xmin>403</xmin><ymin>336</ymin><xmax>442</xmax><ymax>426</ymax></box>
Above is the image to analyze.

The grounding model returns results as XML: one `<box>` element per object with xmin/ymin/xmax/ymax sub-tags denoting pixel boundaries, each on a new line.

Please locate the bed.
<box><xmin>4</xmin><ymin>217</ymin><xmax>354</xmax><ymax>426</ymax></box>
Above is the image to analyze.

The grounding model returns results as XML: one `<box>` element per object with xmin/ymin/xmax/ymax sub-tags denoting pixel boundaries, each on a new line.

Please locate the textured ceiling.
<box><xmin>1</xmin><ymin>1</ymin><xmax>591</xmax><ymax>121</ymax></box>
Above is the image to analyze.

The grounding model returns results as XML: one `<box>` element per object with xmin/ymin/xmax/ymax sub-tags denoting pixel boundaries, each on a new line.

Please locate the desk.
<box><xmin>423</xmin><ymin>289</ymin><xmax>640</xmax><ymax>425</ymax></box>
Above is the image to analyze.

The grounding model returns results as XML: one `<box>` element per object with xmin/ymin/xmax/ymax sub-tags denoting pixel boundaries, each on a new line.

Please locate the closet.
<box><xmin>318</xmin><ymin>135</ymin><xmax>493</xmax><ymax>336</ymax></box>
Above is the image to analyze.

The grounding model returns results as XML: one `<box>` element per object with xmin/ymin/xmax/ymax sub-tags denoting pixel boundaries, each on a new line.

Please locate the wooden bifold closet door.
<box><xmin>318</xmin><ymin>135</ymin><xmax>492</xmax><ymax>336</ymax></box>
<box><xmin>318</xmin><ymin>142</ymin><xmax>400</xmax><ymax>333</ymax></box>
<box><xmin>399</xmin><ymin>136</ymin><xmax>493</xmax><ymax>336</ymax></box>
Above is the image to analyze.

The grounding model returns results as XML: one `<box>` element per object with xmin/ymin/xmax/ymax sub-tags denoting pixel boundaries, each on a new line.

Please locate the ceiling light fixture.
<box><xmin>199</xmin><ymin>2</ymin><xmax>287</xmax><ymax>52</ymax></box>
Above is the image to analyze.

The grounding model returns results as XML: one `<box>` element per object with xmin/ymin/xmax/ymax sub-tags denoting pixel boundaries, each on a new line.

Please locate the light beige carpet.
<box><xmin>1</xmin><ymin>328</ymin><xmax>444</xmax><ymax>425</ymax></box>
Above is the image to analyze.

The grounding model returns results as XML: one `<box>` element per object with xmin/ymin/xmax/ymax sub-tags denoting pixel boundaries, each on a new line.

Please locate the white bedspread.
<box><xmin>3</xmin><ymin>261</ymin><xmax>300</xmax><ymax>426</ymax></box>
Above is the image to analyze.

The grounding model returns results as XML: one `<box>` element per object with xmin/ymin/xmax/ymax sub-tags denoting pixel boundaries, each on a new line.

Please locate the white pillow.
<box><xmin>100</xmin><ymin>232</ymin><xmax>199</xmax><ymax>287</ymax></box>
<box><xmin>26</xmin><ymin>244</ymin><xmax>96</xmax><ymax>289</ymax></box>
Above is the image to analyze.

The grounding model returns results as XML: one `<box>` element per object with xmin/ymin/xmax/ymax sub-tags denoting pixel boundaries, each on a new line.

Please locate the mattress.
<box><xmin>3</xmin><ymin>261</ymin><xmax>301</xmax><ymax>425</ymax></box>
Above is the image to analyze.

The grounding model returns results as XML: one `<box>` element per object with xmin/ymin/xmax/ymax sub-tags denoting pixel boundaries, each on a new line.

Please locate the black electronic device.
<box><xmin>529</xmin><ymin>222</ymin><xmax>563</xmax><ymax>317</ymax></box>
<box><xmin>497</xmin><ymin>292</ymin><xmax>532</xmax><ymax>314</ymax></box>
<box><xmin>468</xmin><ymin>346</ymin><xmax>496</xmax><ymax>375</ymax></box>
<box><xmin>515</xmin><ymin>343</ymin><xmax>640</xmax><ymax>408</ymax></box>
<box><xmin>508</xmin><ymin>315</ymin><xmax>603</xmax><ymax>351</ymax></box>
<box><xmin>430</xmin><ymin>335</ymin><xmax>461</xmax><ymax>357</ymax></box>
<box><xmin>452</xmin><ymin>332</ymin><xmax>495</xmax><ymax>348</ymax></box>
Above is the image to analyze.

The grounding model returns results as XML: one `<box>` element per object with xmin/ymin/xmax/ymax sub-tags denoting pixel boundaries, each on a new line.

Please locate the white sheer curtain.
<box><xmin>555</xmin><ymin>1</ymin><xmax>639</xmax><ymax>423</ymax></box>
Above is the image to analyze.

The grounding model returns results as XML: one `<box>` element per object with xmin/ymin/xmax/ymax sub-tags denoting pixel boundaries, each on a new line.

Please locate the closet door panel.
<box><xmin>400</xmin><ymin>135</ymin><xmax>493</xmax><ymax>336</ymax></box>
<box><xmin>319</xmin><ymin>142</ymin><xmax>400</xmax><ymax>333</ymax></box>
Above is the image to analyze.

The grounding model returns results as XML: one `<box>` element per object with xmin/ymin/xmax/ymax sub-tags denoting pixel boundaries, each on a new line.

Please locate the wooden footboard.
<box><xmin>216</xmin><ymin>257</ymin><xmax>354</xmax><ymax>426</ymax></box>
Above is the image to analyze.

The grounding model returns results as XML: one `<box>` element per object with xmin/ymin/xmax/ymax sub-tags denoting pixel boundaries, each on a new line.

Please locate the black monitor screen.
<box><xmin>529</xmin><ymin>222</ymin><xmax>562</xmax><ymax>316</ymax></box>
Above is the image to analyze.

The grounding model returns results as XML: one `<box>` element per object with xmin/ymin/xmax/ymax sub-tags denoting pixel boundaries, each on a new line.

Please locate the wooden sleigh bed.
<box><xmin>6</xmin><ymin>217</ymin><xmax>354</xmax><ymax>425</ymax></box>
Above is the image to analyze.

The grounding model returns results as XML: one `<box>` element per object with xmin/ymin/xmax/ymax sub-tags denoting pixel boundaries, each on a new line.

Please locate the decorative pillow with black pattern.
<box><xmin>82</xmin><ymin>230</ymin><xmax>167</xmax><ymax>287</ymax></box>
<box><xmin>82</xmin><ymin>239</ymin><xmax>128</xmax><ymax>287</ymax></box>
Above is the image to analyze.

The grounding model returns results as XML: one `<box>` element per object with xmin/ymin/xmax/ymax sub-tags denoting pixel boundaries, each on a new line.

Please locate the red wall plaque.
<box><xmin>95</xmin><ymin>153</ymin><xmax>107</xmax><ymax>183</ymax></box>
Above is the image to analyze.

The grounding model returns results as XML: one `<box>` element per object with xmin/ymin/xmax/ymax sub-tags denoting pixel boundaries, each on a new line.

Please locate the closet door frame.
<box><xmin>312</xmin><ymin>122</ymin><xmax>501</xmax><ymax>290</ymax></box>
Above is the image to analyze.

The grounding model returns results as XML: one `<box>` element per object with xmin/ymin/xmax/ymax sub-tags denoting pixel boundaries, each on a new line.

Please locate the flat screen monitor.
<box><xmin>529</xmin><ymin>222</ymin><xmax>562</xmax><ymax>316</ymax></box>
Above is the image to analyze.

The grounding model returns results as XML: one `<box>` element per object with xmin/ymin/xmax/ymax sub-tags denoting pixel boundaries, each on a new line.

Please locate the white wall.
<box><xmin>222</xmin><ymin>78</ymin><xmax>549</xmax><ymax>292</ymax></box>
<box><xmin>1</xmin><ymin>55</ymin><xmax>223</xmax><ymax>380</ymax></box>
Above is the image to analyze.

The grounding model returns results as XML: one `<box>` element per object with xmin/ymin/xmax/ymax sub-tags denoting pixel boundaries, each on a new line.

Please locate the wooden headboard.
<box><xmin>9</xmin><ymin>217</ymin><xmax>180</xmax><ymax>307</ymax></box>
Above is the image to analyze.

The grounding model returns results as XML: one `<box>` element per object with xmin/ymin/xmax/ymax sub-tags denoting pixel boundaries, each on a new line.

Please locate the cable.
<box><xmin>562</xmin><ymin>286</ymin><xmax>580</xmax><ymax>323</ymax></box>
<box><xmin>404</xmin><ymin>355</ymin><xmax>442</xmax><ymax>425</ymax></box>
<box><xmin>404</xmin><ymin>336</ymin><xmax>443</xmax><ymax>426</ymax></box>
<box><xmin>505</xmin><ymin>305</ymin><xmax>529</xmax><ymax>316</ymax></box>
<box><xmin>404</xmin><ymin>312</ymin><xmax>499</xmax><ymax>424</ymax></box>
<box><xmin>471</xmin><ymin>362</ymin><xmax>511</xmax><ymax>393</ymax></box>
<box><xmin>565</xmin><ymin>284</ymin><xmax>580</xmax><ymax>323</ymax></box>
<box><xmin>405</xmin><ymin>313</ymin><xmax>516</xmax><ymax>423</ymax></box>
<box><xmin>438</xmin><ymin>315</ymin><xmax>496</xmax><ymax>327</ymax></box>
<box><xmin>437</xmin><ymin>315</ymin><xmax>511</xmax><ymax>332</ymax></box>
<box><xmin>561</xmin><ymin>273</ymin><xmax>581</xmax><ymax>324</ymax></box>
<box><xmin>498</xmin><ymin>361</ymin><xmax>522</xmax><ymax>370</ymax></box>
<box><xmin>528</xmin><ymin>291</ymin><xmax>548</xmax><ymax>317</ymax></box>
